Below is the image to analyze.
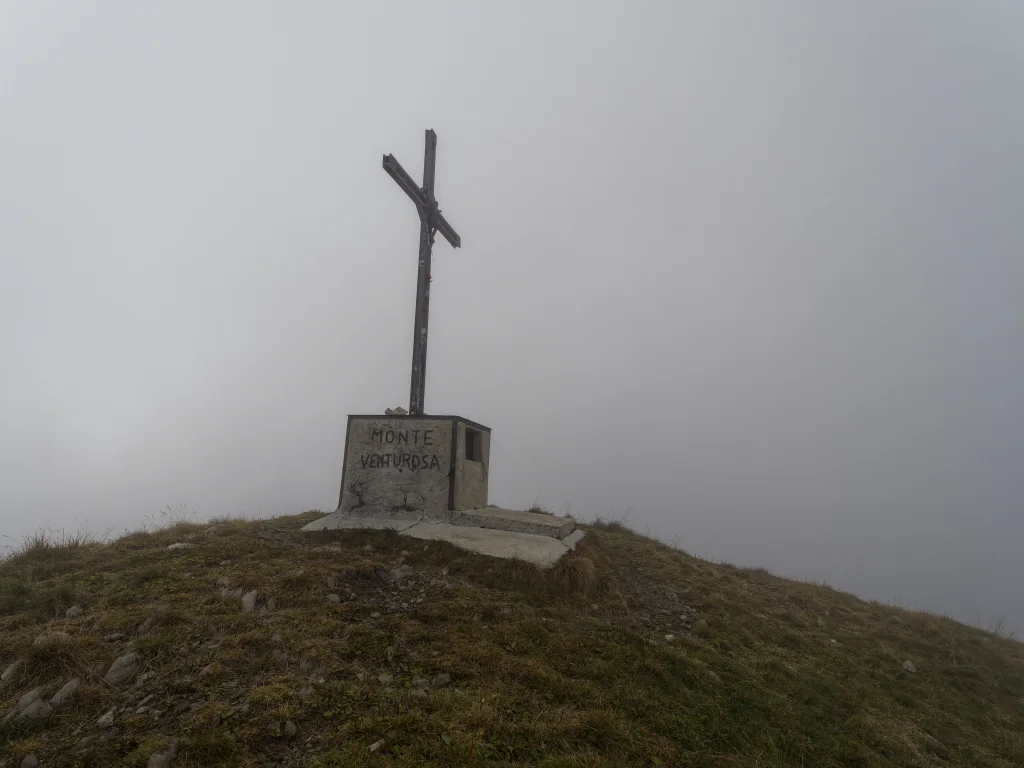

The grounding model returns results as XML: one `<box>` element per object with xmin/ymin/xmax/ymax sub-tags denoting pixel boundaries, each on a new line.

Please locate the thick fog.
<box><xmin>2</xmin><ymin>2</ymin><xmax>1022</xmax><ymax>631</ymax></box>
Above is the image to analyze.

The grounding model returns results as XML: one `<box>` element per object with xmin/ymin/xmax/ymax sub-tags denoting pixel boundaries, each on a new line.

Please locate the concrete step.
<box><xmin>450</xmin><ymin>507</ymin><xmax>575</xmax><ymax>540</ymax></box>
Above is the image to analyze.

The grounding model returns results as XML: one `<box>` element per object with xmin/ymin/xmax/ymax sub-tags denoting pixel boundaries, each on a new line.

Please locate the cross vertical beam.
<box><xmin>381</xmin><ymin>129</ymin><xmax>461</xmax><ymax>417</ymax></box>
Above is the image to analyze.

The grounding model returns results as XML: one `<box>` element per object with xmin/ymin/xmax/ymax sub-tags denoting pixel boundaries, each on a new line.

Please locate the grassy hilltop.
<box><xmin>0</xmin><ymin>511</ymin><xmax>1022</xmax><ymax>767</ymax></box>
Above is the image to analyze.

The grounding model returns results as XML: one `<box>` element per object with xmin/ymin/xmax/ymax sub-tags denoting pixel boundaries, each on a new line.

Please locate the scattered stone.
<box><xmin>216</xmin><ymin>577</ymin><xmax>232</xmax><ymax>589</ymax></box>
<box><xmin>903</xmin><ymin>660</ymin><xmax>917</xmax><ymax>673</ymax></box>
<box><xmin>14</xmin><ymin>686</ymin><xmax>41</xmax><ymax>713</ymax></box>
<box><xmin>370</xmin><ymin>612</ymin><xmax>381</xmax><ymax>619</ymax></box>
<box><xmin>170</xmin><ymin>677</ymin><xmax>194</xmax><ymax>694</ymax></box>
<box><xmin>105</xmin><ymin>653</ymin><xmax>140</xmax><ymax>685</ymax></box>
<box><xmin>298</xmin><ymin>685</ymin><xmax>314</xmax><ymax>701</ymax></box>
<box><xmin>241</xmin><ymin>590</ymin><xmax>258</xmax><ymax>613</ymax></box>
<box><xmin>363</xmin><ymin>544</ymin><xmax>373</xmax><ymax>552</ymax></box>
<box><xmin>432</xmin><ymin>673</ymin><xmax>452</xmax><ymax>688</ymax></box>
<box><xmin>97</xmin><ymin>708</ymin><xmax>115</xmax><ymax>728</ymax></box>
<box><xmin>401</xmin><ymin>602</ymin><xmax>409</xmax><ymax>610</ymax></box>
<box><xmin>411</xmin><ymin>688</ymin><xmax>428</xmax><ymax>700</ymax></box>
<box><xmin>66</xmin><ymin>605</ymin><xmax>84</xmax><ymax>618</ymax></box>
<box><xmin>377</xmin><ymin>673</ymin><xmax>393</xmax><ymax>685</ymax></box>
<box><xmin>146</xmin><ymin>738</ymin><xmax>179</xmax><ymax>768</ymax></box>
<box><xmin>695</xmin><ymin>619</ymin><xmax>708</xmax><ymax>628</ymax></box>
<box><xmin>369</xmin><ymin>738</ymin><xmax>385</xmax><ymax>752</ymax></box>
<box><xmin>167</xmin><ymin>542</ymin><xmax>191</xmax><ymax>551</ymax></box>
<box><xmin>1</xmin><ymin>659</ymin><xmax>23</xmax><ymax>689</ymax></box>
<box><xmin>271</xmin><ymin>633</ymin><xmax>283</xmax><ymax>644</ymax></box>
<box><xmin>137</xmin><ymin>693</ymin><xmax>156</xmax><ymax>709</ymax></box>
<box><xmin>356</xmin><ymin>672</ymin><xmax>366</xmax><ymax>682</ymax></box>
<box><xmin>441</xmin><ymin>567</ymin><xmax>449</xmax><ymax>576</ymax></box>
<box><xmin>104</xmin><ymin>632</ymin><xmax>127</xmax><ymax>642</ymax></box>
<box><xmin>326</xmin><ymin>575</ymin><xmax>340</xmax><ymax>588</ymax></box>
<box><xmin>220</xmin><ymin>559</ymin><xmax>232</xmax><ymax>566</ymax></box>
<box><xmin>830</xmin><ymin>639</ymin><xmax>838</xmax><ymax>645</ymax></box>
<box><xmin>590</xmin><ymin>603</ymin><xmax>599</xmax><ymax>610</ymax></box>
<box><xmin>284</xmin><ymin>720</ymin><xmax>298</xmax><ymax>741</ymax></box>
<box><xmin>173</xmin><ymin>701</ymin><xmax>191</xmax><ymax>716</ymax></box>
<box><xmin>817</xmin><ymin>617</ymin><xmax>826</xmax><ymax>627</ymax></box>
<box><xmin>20</xmin><ymin>756</ymin><xmax>39</xmax><ymax>768</ymax></box>
<box><xmin>326</xmin><ymin>594</ymin><xmax>341</xmax><ymax>604</ymax></box>
<box><xmin>137</xmin><ymin>616</ymin><xmax>157</xmax><ymax>636</ymax></box>
<box><xmin>17</xmin><ymin>698</ymin><xmax>52</xmax><ymax>725</ymax></box>
<box><xmin>266</xmin><ymin>597</ymin><xmax>277</xmax><ymax>612</ymax></box>
<box><xmin>49</xmin><ymin>677</ymin><xmax>81</xmax><ymax>709</ymax></box>
<box><xmin>391</xmin><ymin>565</ymin><xmax>415</xmax><ymax>583</ymax></box>
<box><xmin>665</xmin><ymin>634</ymin><xmax>675</xmax><ymax>642</ymax></box>
<box><xmin>349</xmin><ymin>592</ymin><xmax>357</xmax><ymax>600</ymax></box>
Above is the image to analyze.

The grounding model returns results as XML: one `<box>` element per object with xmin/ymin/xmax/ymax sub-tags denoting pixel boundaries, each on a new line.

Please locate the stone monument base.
<box><xmin>301</xmin><ymin>505</ymin><xmax>585</xmax><ymax>568</ymax></box>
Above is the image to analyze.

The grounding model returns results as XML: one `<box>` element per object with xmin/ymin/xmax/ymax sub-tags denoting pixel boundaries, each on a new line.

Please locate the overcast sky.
<box><xmin>2</xmin><ymin>1</ymin><xmax>1022</xmax><ymax>631</ymax></box>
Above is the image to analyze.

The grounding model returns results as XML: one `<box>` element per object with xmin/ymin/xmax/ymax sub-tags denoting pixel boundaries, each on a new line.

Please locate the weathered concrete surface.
<box><xmin>301</xmin><ymin>506</ymin><xmax>582</xmax><ymax>567</ymax></box>
<box><xmin>402</xmin><ymin>523</ymin><xmax>581</xmax><ymax>568</ymax></box>
<box><xmin>562</xmin><ymin>528</ymin><xmax>586</xmax><ymax>551</ymax></box>
<box><xmin>339</xmin><ymin>417</ymin><xmax>453</xmax><ymax>517</ymax></box>
<box><xmin>302</xmin><ymin>512</ymin><xmax>420</xmax><ymax>532</ymax></box>
<box><xmin>303</xmin><ymin>506</ymin><xmax>574</xmax><ymax>540</ymax></box>
<box><xmin>452</xmin><ymin>421</ymin><xmax>489</xmax><ymax>510</ymax></box>
<box><xmin>451</xmin><ymin>508</ymin><xmax>574</xmax><ymax>539</ymax></box>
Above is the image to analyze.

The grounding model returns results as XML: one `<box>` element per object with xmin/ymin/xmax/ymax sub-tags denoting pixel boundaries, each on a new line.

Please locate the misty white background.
<box><xmin>2</xmin><ymin>2</ymin><xmax>1022</xmax><ymax>631</ymax></box>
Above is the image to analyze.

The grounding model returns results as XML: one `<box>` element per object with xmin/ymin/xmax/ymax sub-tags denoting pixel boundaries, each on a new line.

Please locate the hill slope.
<box><xmin>1</xmin><ymin>512</ymin><xmax>1021</xmax><ymax>767</ymax></box>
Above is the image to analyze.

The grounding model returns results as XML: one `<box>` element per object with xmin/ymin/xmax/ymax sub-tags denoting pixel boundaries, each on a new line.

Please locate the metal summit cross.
<box><xmin>382</xmin><ymin>129</ymin><xmax>462</xmax><ymax>417</ymax></box>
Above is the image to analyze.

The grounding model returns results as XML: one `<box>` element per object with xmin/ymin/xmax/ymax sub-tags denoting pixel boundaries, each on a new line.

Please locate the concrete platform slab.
<box><xmin>301</xmin><ymin>511</ymin><xmax>419</xmax><ymax>532</ymax></box>
<box><xmin>300</xmin><ymin>507</ymin><xmax>584</xmax><ymax>567</ymax></box>
<box><xmin>402</xmin><ymin>522</ymin><xmax>574</xmax><ymax>567</ymax></box>
<box><xmin>451</xmin><ymin>507</ymin><xmax>574</xmax><ymax>539</ymax></box>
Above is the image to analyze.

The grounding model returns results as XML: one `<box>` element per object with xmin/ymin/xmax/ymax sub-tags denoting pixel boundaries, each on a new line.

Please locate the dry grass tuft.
<box><xmin>551</xmin><ymin>553</ymin><xmax>599</xmax><ymax>595</ymax></box>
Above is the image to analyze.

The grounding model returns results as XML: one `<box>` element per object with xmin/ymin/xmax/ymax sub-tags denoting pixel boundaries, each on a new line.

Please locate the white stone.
<box><xmin>903</xmin><ymin>660</ymin><xmax>917</xmax><ymax>673</ymax></box>
<box><xmin>241</xmin><ymin>590</ymin><xmax>258</xmax><ymax>613</ymax></box>
<box><xmin>66</xmin><ymin>605</ymin><xmax>83</xmax><ymax>618</ymax></box>
<box><xmin>104</xmin><ymin>653</ymin><xmax>139</xmax><ymax>685</ymax></box>
<box><xmin>14</xmin><ymin>687</ymin><xmax>42</xmax><ymax>713</ymax></box>
<box><xmin>167</xmin><ymin>542</ymin><xmax>191</xmax><ymax>551</ymax></box>
<box><xmin>49</xmin><ymin>677</ymin><xmax>81</xmax><ymax>709</ymax></box>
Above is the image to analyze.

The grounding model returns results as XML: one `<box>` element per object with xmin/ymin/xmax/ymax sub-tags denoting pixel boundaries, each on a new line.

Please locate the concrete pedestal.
<box><xmin>335</xmin><ymin>414</ymin><xmax>490</xmax><ymax>518</ymax></box>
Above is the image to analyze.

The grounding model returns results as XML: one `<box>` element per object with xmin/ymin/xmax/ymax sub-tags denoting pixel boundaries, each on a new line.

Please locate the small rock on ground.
<box><xmin>903</xmin><ymin>660</ymin><xmax>917</xmax><ymax>673</ymax></box>
<box><xmin>21</xmin><ymin>755</ymin><xmax>39</xmax><ymax>768</ymax></box>
<box><xmin>97</xmin><ymin>708</ymin><xmax>115</xmax><ymax>728</ymax></box>
<box><xmin>147</xmin><ymin>738</ymin><xmax>179</xmax><ymax>768</ymax></box>
<box><xmin>49</xmin><ymin>677</ymin><xmax>81</xmax><ymax>709</ymax></box>
<box><xmin>66</xmin><ymin>605</ymin><xmax>83</xmax><ymax>618</ymax></box>
<box><xmin>104</xmin><ymin>653</ymin><xmax>139</xmax><ymax>685</ymax></box>
<box><xmin>167</xmin><ymin>542</ymin><xmax>191</xmax><ymax>551</ymax></box>
<box><xmin>326</xmin><ymin>594</ymin><xmax>341</xmax><ymax>604</ymax></box>
<box><xmin>433</xmin><ymin>673</ymin><xmax>452</xmax><ymax>688</ymax></box>
<box><xmin>241</xmin><ymin>590</ymin><xmax>259</xmax><ymax>613</ymax></box>
<box><xmin>17</xmin><ymin>699</ymin><xmax>53</xmax><ymax>723</ymax></box>
<box><xmin>284</xmin><ymin>720</ymin><xmax>298</xmax><ymax>740</ymax></box>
